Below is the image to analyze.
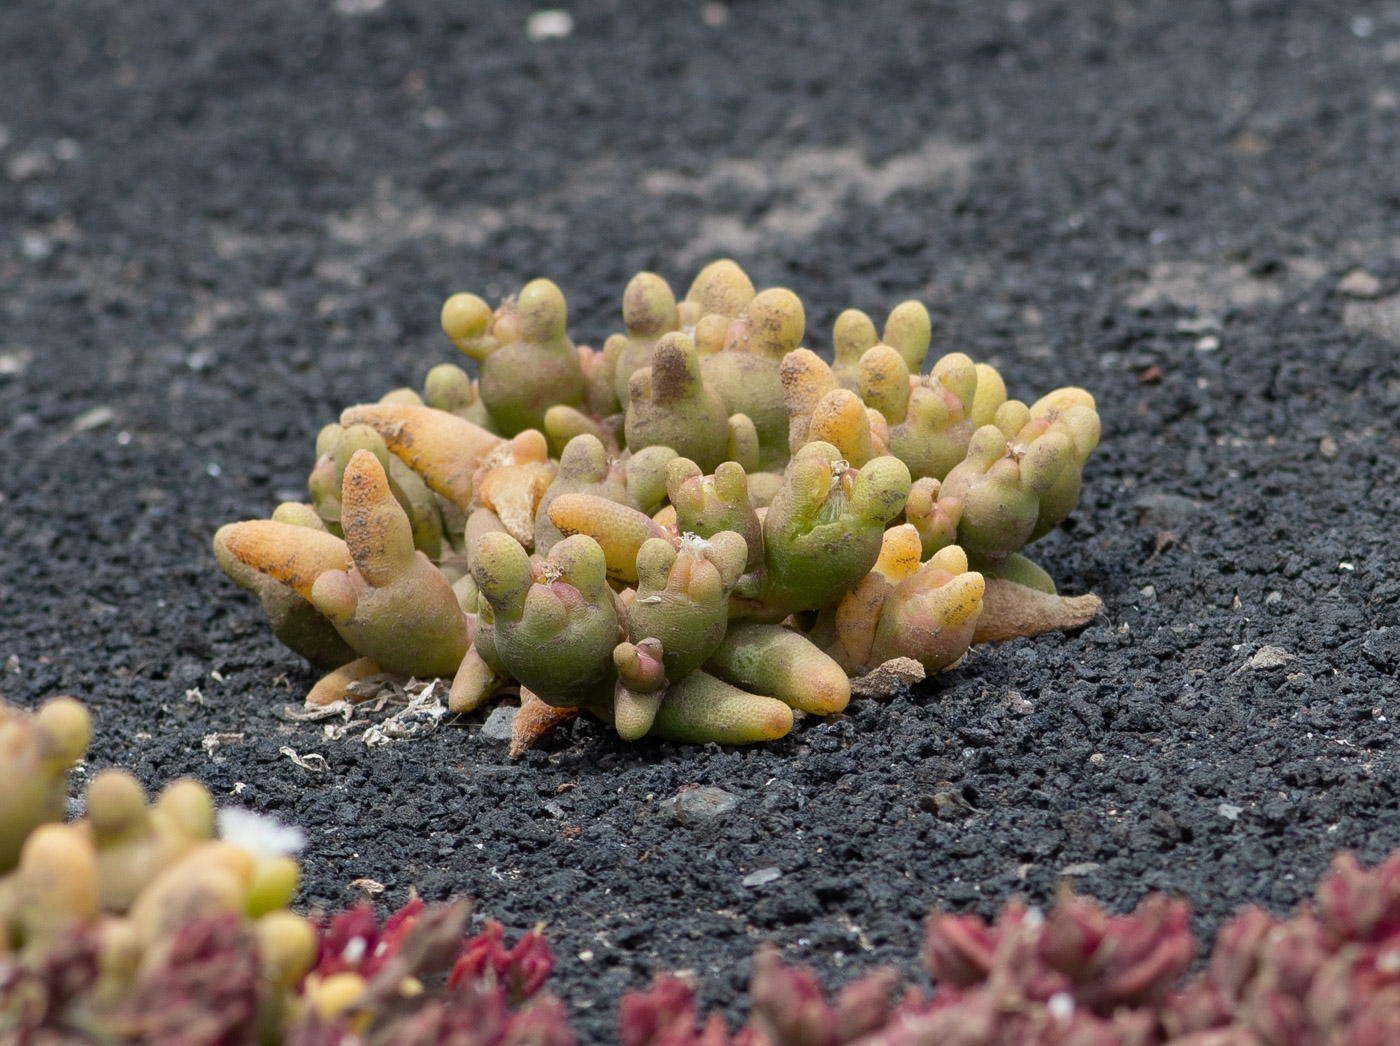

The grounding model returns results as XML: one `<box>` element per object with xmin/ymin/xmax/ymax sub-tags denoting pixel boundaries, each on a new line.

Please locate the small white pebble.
<box><xmin>206</xmin><ymin>462</ymin><xmax>222</xmax><ymax>477</ymax></box>
<box><xmin>1353</xmin><ymin>15</ymin><xmax>1375</xmax><ymax>39</ymax></box>
<box><xmin>8</xmin><ymin>148</ymin><xmax>54</xmax><ymax>181</ymax></box>
<box><xmin>20</xmin><ymin>232</ymin><xmax>52</xmax><ymax>261</ymax></box>
<box><xmin>527</xmin><ymin>9</ymin><xmax>573</xmax><ymax>41</ymax></box>
<box><xmin>1338</xmin><ymin>269</ymin><xmax>1382</xmax><ymax>298</ymax></box>
<box><xmin>701</xmin><ymin>2</ymin><xmax>728</xmax><ymax>26</ymax></box>
<box><xmin>1195</xmin><ymin>335</ymin><xmax>1219</xmax><ymax>352</ymax></box>
<box><xmin>332</xmin><ymin>0</ymin><xmax>386</xmax><ymax>14</ymax></box>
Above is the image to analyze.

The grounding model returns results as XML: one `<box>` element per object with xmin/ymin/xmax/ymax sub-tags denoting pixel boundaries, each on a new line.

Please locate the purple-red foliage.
<box><xmin>449</xmin><ymin>918</ymin><xmax>556</xmax><ymax>1005</ymax></box>
<box><xmin>618</xmin><ymin>974</ymin><xmax>749</xmax><ymax>1046</ymax></box>
<box><xmin>290</xmin><ymin>901</ymin><xmax>567</xmax><ymax>1046</ymax></box>
<box><xmin>618</xmin><ymin>849</ymin><xmax>1400</xmax><ymax>1046</ymax></box>
<box><xmin>0</xmin><ymin>923</ymin><xmax>101</xmax><ymax>1041</ymax></box>
<box><xmin>107</xmin><ymin>913</ymin><xmax>264</xmax><ymax>1046</ymax></box>
<box><xmin>289</xmin><ymin>983</ymin><xmax>574</xmax><ymax>1046</ymax></box>
<box><xmin>313</xmin><ymin>896</ymin><xmax>426</xmax><ymax>981</ymax></box>
<box><xmin>11</xmin><ymin>848</ymin><xmax>1400</xmax><ymax>1045</ymax></box>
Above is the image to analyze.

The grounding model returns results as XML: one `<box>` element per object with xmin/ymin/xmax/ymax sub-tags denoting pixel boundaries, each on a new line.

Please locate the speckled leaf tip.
<box><xmin>214</xmin><ymin>258</ymin><xmax>1103</xmax><ymax>750</ymax></box>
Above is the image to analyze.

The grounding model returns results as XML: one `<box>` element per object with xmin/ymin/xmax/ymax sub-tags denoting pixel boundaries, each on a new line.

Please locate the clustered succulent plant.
<box><xmin>10</xmin><ymin>696</ymin><xmax>1400</xmax><ymax>1045</ymax></box>
<box><xmin>214</xmin><ymin>260</ymin><xmax>1103</xmax><ymax>750</ymax></box>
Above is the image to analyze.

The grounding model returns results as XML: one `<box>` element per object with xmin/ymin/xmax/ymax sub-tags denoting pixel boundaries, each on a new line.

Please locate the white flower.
<box><xmin>1048</xmin><ymin>992</ymin><xmax>1075</xmax><ymax>1025</ymax></box>
<box><xmin>216</xmin><ymin>807</ymin><xmax>307</xmax><ymax>859</ymax></box>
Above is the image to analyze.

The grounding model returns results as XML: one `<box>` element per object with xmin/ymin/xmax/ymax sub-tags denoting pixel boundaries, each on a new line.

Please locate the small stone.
<box><xmin>479</xmin><ymin>705</ymin><xmax>517</xmax><ymax>741</ymax></box>
<box><xmin>1248</xmin><ymin>645</ymin><xmax>1294</xmax><ymax>670</ymax></box>
<box><xmin>1088</xmin><ymin>753</ymin><xmax>1106</xmax><ymax>765</ymax></box>
<box><xmin>1339</xmin><ymin>270</ymin><xmax>1382</xmax><ymax>299</ymax></box>
<box><xmin>1175</xmin><ymin>317</ymin><xmax>1220</xmax><ymax>334</ymax></box>
<box><xmin>1344</xmin><ymin>295</ymin><xmax>1400</xmax><ymax>343</ymax></box>
<box><xmin>1363</xmin><ymin>628</ymin><xmax>1400</xmax><ymax>670</ymax></box>
<box><xmin>64</xmin><ymin>405</ymin><xmax>116</xmax><ymax>436</ymax></box>
<box><xmin>850</xmin><ymin>657</ymin><xmax>924</xmax><ymax>697</ymax></box>
<box><xmin>1195</xmin><ymin>335</ymin><xmax>1220</xmax><ymax>352</ymax></box>
<box><xmin>660</xmin><ymin>785</ymin><xmax>738</xmax><ymax>823</ymax></box>
<box><xmin>0</xmin><ymin>348</ymin><xmax>31</xmax><ymax>378</ymax></box>
<box><xmin>701</xmin><ymin>2</ymin><xmax>728</xmax><ymax>26</ymax></box>
<box><xmin>8</xmin><ymin>148</ymin><xmax>54</xmax><ymax>181</ymax></box>
<box><xmin>1059</xmin><ymin>862</ymin><xmax>1101</xmax><ymax>876</ymax></box>
<box><xmin>918</xmin><ymin>790</ymin><xmax>979</xmax><ymax>819</ymax></box>
<box><xmin>1218</xmin><ymin>803</ymin><xmax>1244</xmax><ymax>821</ymax></box>
<box><xmin>1138</xmin><ymin>585</ymin><xmax>1156</xmax><ymax>600</ymax></box>
<box><xmin>1264</xmin><ymin>590</ymin><xmax>1282</xmax><ymax>605</ymax></box>
<box><xmin>1132</xmin><ymin>491</ymin><xmax>1199</xmax><ymax>530</ymax></box>
<box><xmin>526</xmin><ymin>10</ymin><xmax>573</xmax><ymax>41</ymax></box>
<box><xmin>742</xmin><ymin>867</ymin><xmax>782</xmax><ymax>887</ymax></box>
<box><xmin>20</xmin><ymin>232</ymin><xmax>51</xmax><ymax>261</ymax></box>
<box><xmin>1319</xmin><ymin>435</ymin><xmax>1339</xmax><ymax>459</ymax></box>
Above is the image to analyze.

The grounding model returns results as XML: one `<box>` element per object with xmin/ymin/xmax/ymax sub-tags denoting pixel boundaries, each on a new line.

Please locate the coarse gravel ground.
<box><xmin>6</xmin><ymin>0</ymin><xmax>1400</xmax><ymax>1039</ymax></box>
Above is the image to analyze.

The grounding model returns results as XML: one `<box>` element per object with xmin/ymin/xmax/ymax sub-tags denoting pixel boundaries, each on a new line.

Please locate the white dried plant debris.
<box><xmin>279</xmin><ymin>746</ymin><xmax>330</xmax><ymax>772</ymax></box>
<box><xmin>362</xmin><ymin>679</ymin><xmax>449</xmax><ymax>747</ymax></box>
<box><xmin>322</xmin><ymin>720</ymin><xmax>362</xmax><ymax>741</ymax></box>
<box><xmin>284</xmin><ymin>700</ymin><xmax>355</xmax><ymax>722</ymax></box>
<box><xmin>217</xmin><ymin>807</ymin><xmax>307</xmax><ymax>858</ymax></box>
<box><xmin>201</xmin><ymin>732</ymin><xmax>245</xmax><ymax>759</ymax></box>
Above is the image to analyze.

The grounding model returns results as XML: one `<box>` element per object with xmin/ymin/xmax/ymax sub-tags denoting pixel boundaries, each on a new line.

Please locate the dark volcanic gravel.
<box><xmin>6</xmin><ymin>0</ymin><xmax>1400</xmax><ymax>1040</ymax></box>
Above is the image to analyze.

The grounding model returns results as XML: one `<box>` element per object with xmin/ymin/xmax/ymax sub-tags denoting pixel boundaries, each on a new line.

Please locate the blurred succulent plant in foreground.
<box><xmin>215</xmin><ymin>259</ymin><xmax>1104</xmax><ymax>750</ymax></box>
<box><xmin>619</xmin><ymin>848</ymin><xmax>1400</xmax><ymax>1045</ymax></box>
<box><xmin>8</xmin><ymin>696</ymin><xmax>1400</xmax><ymax>1043</ymax></box>
<box><xmin>0</xmin><ymin>695</ymin><xmax>568</xmax><ymax>1046</ymax></box>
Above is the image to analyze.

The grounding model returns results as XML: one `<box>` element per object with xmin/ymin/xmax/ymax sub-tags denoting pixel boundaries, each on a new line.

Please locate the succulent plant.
<box><xmin>0</xmin><ymin>696</ymin><xmax>90</xmax><ymax>874</ymax></box>
<box><xmin>214</xmin><ymin>259</ymin><xmax>1104</xmax><ymax>749</ymax></box>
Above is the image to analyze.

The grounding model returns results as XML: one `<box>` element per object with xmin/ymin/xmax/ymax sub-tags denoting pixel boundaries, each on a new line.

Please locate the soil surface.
<box><xmin>6</xmin><ymin>0</ymin><xmax>1400</xmax><ymax>1039</ymax></box>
